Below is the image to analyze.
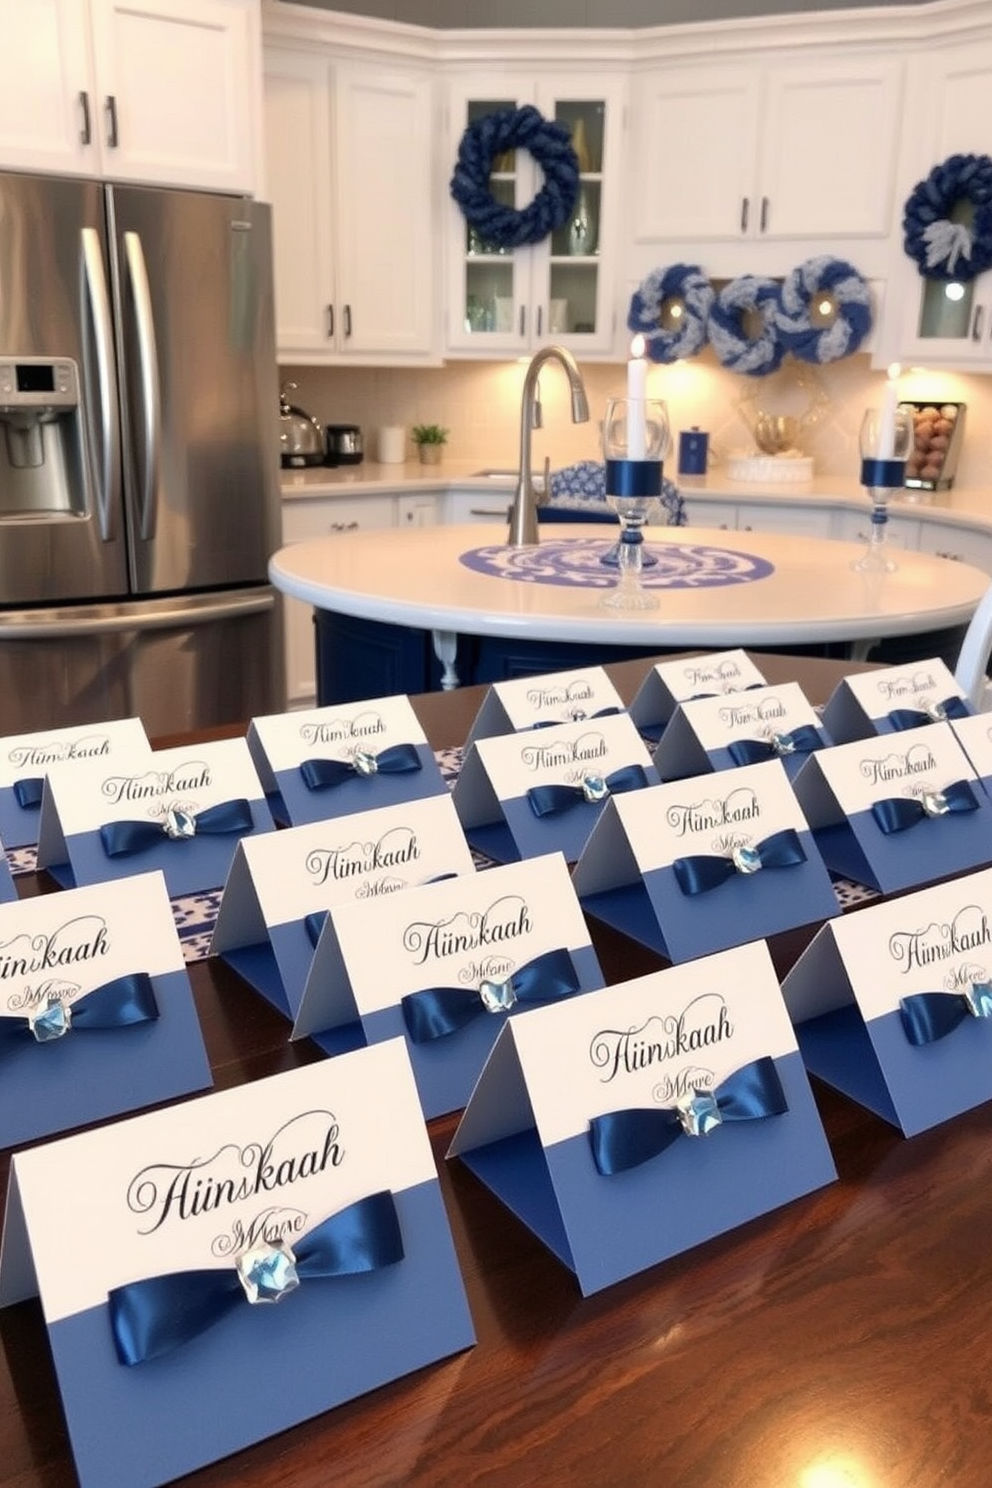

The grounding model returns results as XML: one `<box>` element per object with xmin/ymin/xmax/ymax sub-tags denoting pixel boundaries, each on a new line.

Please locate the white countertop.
<box><xmin>269</xmin><ymin>522</ymin><xmax>989</xmax><ymax>649</ymax></box>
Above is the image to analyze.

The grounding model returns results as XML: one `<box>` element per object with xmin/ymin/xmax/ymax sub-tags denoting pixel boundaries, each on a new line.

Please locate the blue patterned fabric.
<box><xmin>545</xmin><ymin>461</ymin><xmax>686</xmax><ymax>526</ymax></box>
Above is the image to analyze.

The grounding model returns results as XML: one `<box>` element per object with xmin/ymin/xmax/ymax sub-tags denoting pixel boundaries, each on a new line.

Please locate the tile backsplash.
<box><xmin>282</xmin><ymin>351</ymin><xmax>992</xmax><ymax>491</ymax></box>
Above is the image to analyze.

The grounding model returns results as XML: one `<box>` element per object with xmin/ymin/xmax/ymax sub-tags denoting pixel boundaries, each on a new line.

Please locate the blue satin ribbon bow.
<box><xmin>108</xmin><ymin>1188</ymin><xmax>403</xmax><ymax>1366</ymax></box>
<box><xmin>0</xmin><ymin>971</ymin><xmax>159</xmax><ymax>1044</ymax></box>
<box><xmin>672</xmin><ymin>827</ymin><xmax>807</xmax><ymax>896</ymax></box>
<box><xmin>588</xmin><ymin>1055</ymin><xmax>788</xmax><ymax>1176</ymax></box>
<box><xmin>899</xmin><ymin>981</ymin><xmax>992</xmax><ymax>1045</ymax></box>
<box><xmin>401</xmin><ymin>945</ymin><xmax>579</xmax><ymax>1043</ymax></box>
<box><xmin>300</xmin><ymin>744</ymin><xmax>422</xmax><ymax>791</ymax></box>
<box><xmin>100</xmin><ymin>798</ymin><xmax>253</xmax><ymax>857</ymax></box>
<box><xmin>530</xmin><ymin>707</ymin><xmax>621</xmax><ymax>729</ymax></box>
<box><xmin>727</xmin><ymin>725</ymin><xmax>823</xmax><ymax>766</ymax></box>
<box><xmin>887</xmin><ymin>697</ymin><xmax>970</xmax><ymax>730</ymax></box>
<box><xmin>871</xmin><ymin>779</ymin><xmax>978</xmax><ymax>834</ymax></box>
<box><xmin>304</xmin><ymin>910</ymin><xmax>328</xmax><ymax>948</ymax></box>
<box><xmin>12</xmin><ymin>776</ymin><xmax>43</xmax><ymax>808</ymax></box>
<box><xmin>527</xmin><ymin>764</ymin><xmax>648</xmax><ymax>818</ymax></box>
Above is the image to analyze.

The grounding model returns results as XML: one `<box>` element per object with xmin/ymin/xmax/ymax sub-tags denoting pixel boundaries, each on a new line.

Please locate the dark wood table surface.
<box><xmin>3</xmin><ymin>652</ymin><xmax>990</xmax><ymax>1488</ymax></box>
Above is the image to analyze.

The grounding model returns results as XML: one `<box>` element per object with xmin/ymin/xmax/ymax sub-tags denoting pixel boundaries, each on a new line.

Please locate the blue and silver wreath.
<box><xmin>774</xmin><ymin>256</ymin><xmax>873</xmax><ymax>364</ymax></box>
<box><xmin>707</xmin><ymin>275</ymin><xmax>785</xmax><ymax>377</ymax></box>
<box><xmin>902</xmin><ymin>152</ymin><xmax>992</xmax><ymax>281</ymax></box>
<box><xmin>627</xmin><ymin>264</ymin><xmax>714</xmax><ymax>363</ymax></box>
<box><xmin>449</xmin><ymin>105</ymin><xmax>579</xmax><ymax>250</ymax></box>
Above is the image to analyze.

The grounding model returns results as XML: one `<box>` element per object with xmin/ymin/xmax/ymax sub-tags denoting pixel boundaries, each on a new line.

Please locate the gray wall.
<box><xmin>285</xmin><ymin>0</ymin><xmax>920</xmax><ymax>26</ymax></box>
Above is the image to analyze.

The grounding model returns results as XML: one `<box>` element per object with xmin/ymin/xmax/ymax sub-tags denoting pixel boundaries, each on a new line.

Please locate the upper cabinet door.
<box><xmin>0</xmin><ymin>0</ymin><xmax>98</xmax><ymax>176</ymax></box>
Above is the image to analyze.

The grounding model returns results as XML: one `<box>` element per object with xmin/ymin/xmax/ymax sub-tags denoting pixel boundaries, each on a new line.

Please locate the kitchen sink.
<box><xmin>472</xmin><ymin>468</ymin><xmax>546</xmax><ymax>490</ymax></box>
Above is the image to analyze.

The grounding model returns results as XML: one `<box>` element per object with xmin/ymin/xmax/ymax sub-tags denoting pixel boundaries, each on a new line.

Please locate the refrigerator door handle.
<box><xmin>122</xmin><ymin>230</ymin><xmax>162</xmax><ymax>541</ymax></box>
<box><xmin>80</xmin><ymin>226</ymin><xmax>122</xmax><ymax>542</ymax></box>
<box><xmin>0</xmin><ymin>590</ymin><xmax>275</xmax><ymax>639</ymax></box>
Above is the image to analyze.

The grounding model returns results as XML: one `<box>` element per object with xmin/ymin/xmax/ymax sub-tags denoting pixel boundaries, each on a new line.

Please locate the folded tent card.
<box><xmin>0</xmin><ymin>1041</ymin><xmax>475</xmax><ymax>1488</ymax></box>
<box><xmin>572</xmin><ymin>758</ymin><xmax>840</xmax><ymax>963</ymax></box>
<box><xmin>210</xmin><ymin>792</ymin><xmax>477</xmax><ymax>1025</ymax></box>
<box><xmin>292</xmin><ymin>852</ymin><xmax>605</xmax><ymax>1118</ymax></box>
<box><xmin>651</xmin><ymin>679</ymin><xmax>831</xmax><ymax>783</ymax></box>
<box><xmin>448</xmin><ymin>939</ymin><xmax>836</xmax><ymax>1296</ymax></box>
<box><xmin>36</xmin><ymin>736</ymin><xmax>275</xmax><ymax>897</ymax></box>
<box><xmin>781</xmin><ymin>865</ymin><xmax>992</xmax><ymax>1137</ymax></box>
<box><xmin>627</xmin><ymin>647</ymin><xmax>768</xmax><ymax>741</ymax></box>
<box><xmin>0</xmin><ymin>716</ymin><xmax>149</xmax><ymax>850</ymax></box>
<box><xmin>821</xmin><ymin>657</ymin><xmax>973</xmax><ymax>743</ymax></box>
<box><xmin>247</xmin><ymin>694</ymin><xmax>449</xmax><ymax>827</ymax></box>
<box><xmin>453</xmin><ymin>710</ymin><xmax>659</xmax><ymax>865</ymax></box>
<box><xmin>790</xmin><ymin>721</ymin><xmax>992</xmax><ymax>896</ymax></box>
<box><xmin>0</xmin><ymin>871</ymin><xmax>211</xmax><ymax>1148</ymax></box>
<box><xmin>463</xmin><ymin>664</ymin><xmax>626</xmax><ymax>746</ymax></box>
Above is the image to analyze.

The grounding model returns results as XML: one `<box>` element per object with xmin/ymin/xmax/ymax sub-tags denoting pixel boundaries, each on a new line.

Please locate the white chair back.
<box><xmin>954</xmin><ymin>581</ymin><xmax>992</xmax><ymax>709</ymax></box>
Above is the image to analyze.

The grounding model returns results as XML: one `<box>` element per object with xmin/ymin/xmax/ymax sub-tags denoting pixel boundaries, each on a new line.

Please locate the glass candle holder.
<box><xmin>599</xmin><ymin>396</ymin><xmax>669</xmax><ymax>612</ymax></box>
<box><xmin>853</xmin><ymin>405</ymin><xmax>913</xmax><ymax>573</ymax></box>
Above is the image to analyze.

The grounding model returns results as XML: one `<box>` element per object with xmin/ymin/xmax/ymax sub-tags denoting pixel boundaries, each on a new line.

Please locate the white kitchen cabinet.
<box><xmin>0</xmin><ymin>0</ymin><xmax>260</xmax><ymax>191</ymax></box>
<box><xmin>444</xmin><ymin>72</ymin><xmax>625</xmax><ymax>358</ymax></box>
<box><xmin>681</xmin><ymin>497</ymin><xmax>832</xmax><ymax>537</ymax></box>
<box><xmin>443</xmin><ymin>489</ymin><xmax>513</xmax><ymax>524</ymax></box>
<box><xmin>263</xmin><ymin>46</ymin><xmax>436</xmax><ymax>363</ymax></box>
<box><xmin>915</xmin><ymin>516</ymin><xmax>992</xmax><ymax>574</ymax></box>
<box><xmin>629</xmin><ymin>54</ymin><xmax>903</xmax><ymax>277</ymax></box>
<box><xmin>833</xmin><ymin>508</ymin><xmax>920</xmax><ymax>551</ymax></box>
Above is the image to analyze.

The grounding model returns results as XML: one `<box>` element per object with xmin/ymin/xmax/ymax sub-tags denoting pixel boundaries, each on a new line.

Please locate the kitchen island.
<box><xmin>268</xmin><ymin>521</ymin><xmax>989</xmax><ymax>703</ymax></box>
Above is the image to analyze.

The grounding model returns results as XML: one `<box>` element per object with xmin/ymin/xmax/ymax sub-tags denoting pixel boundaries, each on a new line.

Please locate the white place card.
<box><xmin>293</xmin><ymin>852</ymin><xmax>605</xmax><ymax>1118</ymax></box>
<box><xmin>572</xmin><ymin>759</ymin><xmax>840</xmax><ymax>963</ymax></box>
<box><xmin>0</xmin><ymin>1042</ymin><xmax>474</xmax><ymax>1488</ymax></box>
<box><xmin>628</xmin><ymin>648</ymin><xmax>768</xmax><ymax>740</ymax></box>
<box><xmin>36</xmin><ymin>737</ymin><xmax>274</xmax><ymax>896</ymax></box>
<box><xmin>247</xmin><ymin>694</ymin><xmax>448</xmax><ymax>826</ymax></box>
<box><xmin>464</xmin><ymin>665</ymin><xmax>625</xmax><ymax>745</ymax></box>
<box><xmin>0</xmin><ymin>872</ymin><xmax>211</xmax><ymax>1147</ymax></box>
<box><xmin>791</xmin><ymin>721</ymin><xmax>992</xmax><ymax>894</ymax></box>
<box><xmin>0</xmin><ymin>717</ymin><xmax>149</xmax><ymax>849</ymax></box>
<box><xmin>453</xmin><ymin>710</ymin><xmax>659</xmax><ymax>865</ymax></box>
<box><xmin>781</xmin><ymin>866</ymin><xmax>992</xmax><ymax>1136</ymax></box>
<box><xmin>448</xmin><ymin>940</ymin><xmax>836</xmax><ymax>1295</ymax></box>
<box><xmin>210</xmin><ymin>792</ymin><xmax>477</xmax><ymax>1025</ymax></box>
<box><xmin>821</xmin><ymin>657</ymin><xmax>972</xmax><ymax>742</ymax></box>
<box><xmin>652</xmin><ymin>680</ymin><xmax>830</xmax><ymax>783</ymax></box>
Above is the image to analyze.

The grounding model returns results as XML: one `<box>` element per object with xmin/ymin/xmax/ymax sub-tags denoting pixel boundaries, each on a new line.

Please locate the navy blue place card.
<box><xmin>652</xmin><ymin>680</ymin><xmax>830</xmax><ymax>783</ymax></box>
<box><xmin>36</xmin><ymin>737</ymin><xmax>274</xmax><ymax>897</ymax></box>
<box><xmin>292</xmin><ymin>853</ymin><xmax>605</xmax><ymax>1118</ymax></box>
<box><xmin>247</xmin><ymin>695</ymin><xmax>448</xmax><ymax>827</ymax></box>
<box><xmin>210</xmin><ymin>793</ymin><xmax>477</xmax><ymax>1025</ymax></box>
<box><xmin>791</xmin><ymin>721</ymin><xmax>992</xmax><ymax>895</ymax></box>
<box><xmin>464</xmin><ymin>665</ymin><xmax>625</xmax><ymax>745</ymax></box>
<box><xmin>781</xmin><ymin>866</ymin><xmax>992</xmax><ymax>1136</ymax></box>
<box><xmin>0</xmin><ymin>1041</ymin><xmax>474</xmax><ymax>1488</ymax></box>
<box><xmin>449</xmin><ymin>939</ymin><xmax>836</xmax><ymax>1296</ymax></box>
<box><xmin>628</xmin><ymin>648</ymin><xmax>768</xmax><ymax>741</ymax></box>
<box><xmin>572</xmin><ymin>760</ymin><xmax>839</xmax><ymax>963</ymax></box>
<box><xmin>0</xmin><ymin>717</ymin><xmax>149</xmax><ymax>850</ymax></box>
<box><xmin>453</xmin><ymin>711</ymin><xmax>659</xmax><ymax>865</ymax></box>
<box><xmin>821</xmin><ymin>658</ymin><xmax>973</xmax><ymax>743</ymax></box>
<box><xmin>0</xmin><ymin>872</ymin><xmax>211</xmax><ymax>1148</ymax></box>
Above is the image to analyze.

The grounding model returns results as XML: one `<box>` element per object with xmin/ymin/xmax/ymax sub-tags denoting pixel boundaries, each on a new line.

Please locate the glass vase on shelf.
<box><xmin>599</xmin><ymin>396</ymin><xmax>669</xmax><ymax>613</ymax></box>
<box><xmin>852</xmin><ymin>405</ymin><xmax>913</xmax><ymax>573</ymax></box>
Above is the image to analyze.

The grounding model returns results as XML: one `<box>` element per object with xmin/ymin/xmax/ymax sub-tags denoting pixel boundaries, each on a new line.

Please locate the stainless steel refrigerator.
<box><xmin>0</xmin><ymin>170</ymin><xmax>284</xmax><ymax>736</ymax></box>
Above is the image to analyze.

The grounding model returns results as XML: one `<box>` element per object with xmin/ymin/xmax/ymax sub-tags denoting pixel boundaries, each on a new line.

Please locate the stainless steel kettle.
<box><xmin>279</xmin><ymin>383</ymin><xmax>324</xmax><ymax>468</ymax></box>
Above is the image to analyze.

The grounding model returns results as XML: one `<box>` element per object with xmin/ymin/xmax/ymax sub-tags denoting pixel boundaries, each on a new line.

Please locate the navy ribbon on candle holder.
<box><xmin>527</xmin><ymin>764</ymin><xmax>648</xmax><ymax>818</ymax></box>
<box><xmin>871</xmin><ymin>779</ymin><xmax>978</xmax><ymax>834</ymax></box>
<box><xmin>588</xmin><ymin>1055</ymin><xmax>788</xmax><ymax>1175</ymax></box>
<box><xmin>886</xmin><ymin>697</ymin><xmax>970</xmax><ymax>730</ymax></box>
<box><xmin>0</xmin><ymin>971</ymin><xmax>159</xmax><ymax>1045</ymax></box>
<box><xmin>108</xmin><ymin>1189</ymin><xmax>404</xmax><ymax>1366</ymax></box>
<box><xmin>672</xmin><ymin>827</ymin><xmax>807</xmax><ymax>896</ymax></box>
<box><xmin>899</xmin><ymin>982</ymin><xmax>992</xmax><ymax>1046</ymax></box>
<box><xmin>100</xmin><ymin>799</ymin><xmax>253</xmax><ymax>857</ymax></box>
<box><xmin>727</xmin><ymin>725</ymin><xmax>823</xmax><ymax>766</ymax></box>
<box><xmin>401</xmin><ymin>946</ymin><xmax>579</xmax><ymax>1043</ymax></box>
<box><xmin>604</xmin><ymin>459</ymin><xmax>663</xmax><ymax>498</ymax></box>
<box><xmin>860</xmin><ymin>458</ymin><xmax>905</xmax><ymax>489</ymax></box>
<box><xmin>300</xmin><ymin>744</ymin><xmax>422</xmax><ymax>791</ymax></box>
<box><xmin>12</xmin><ymin>777</ymin><xmax>43</xmax><ymax>808</ymax></box>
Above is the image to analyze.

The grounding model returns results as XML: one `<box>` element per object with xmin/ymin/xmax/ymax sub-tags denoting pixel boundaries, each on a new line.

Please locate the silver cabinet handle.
<box><xmin>536</xmin><ymin>305</ymin><xmax>543</xmax><ymax>338</ymax></box>
<box><xmin>760</xmin><ymin>197</ymin><xmax>769</xmax><ymax>232</ymax></box>
<box><xmin>972</xmin><ymin>305</ymin><xmax>985</xmax><ymax>341</ymax></box>
<box><xmin>105</xmin><ymin>95</ymin><xmax>119</xmax><ymax>149</ymax></box>
<box><xmin>740</xmin><ymin>197</ymin><xmax>749</xmax><ymax>233</ymax></box>
<box><xmin>519</xmin><ymin>306</ymin><xmax>526</xmax><ymax>337</ymax></box>
<box><xmin>326</xmin><ymin>304</ymin><xmax>334</xmax><ymax>338</ymax></box>
<box><xmin>343</xmin><ymin>304</ymin><xmax>352</xmax><ymax>339</ymax></box>
<box><xmin>329</xmin><ymin>521</ymin><xmax>360</xmax><ymax>532</ymax></box>
<box><xmin>123</xmin><ymin>231</ymin><xmax>162</xmax><ymax>541</ymax></box>
<box><xmin>79</xmin><ymin>90</ymin><xmax>91</xmax><ymax>145</ymax></box>
<box><xmin>80</xmin><ymin>227</ymin><xmax>122</xmax><ymax>542</ymax></box>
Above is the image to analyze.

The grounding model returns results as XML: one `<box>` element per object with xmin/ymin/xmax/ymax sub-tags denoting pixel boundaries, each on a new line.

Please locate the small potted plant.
<box><xmin>411</xmin><ymin>423</ymin><xmax>449</xmax><ymax>466</ymax></box>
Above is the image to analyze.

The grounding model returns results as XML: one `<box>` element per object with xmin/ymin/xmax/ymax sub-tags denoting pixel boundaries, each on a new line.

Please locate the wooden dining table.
<box><xmin>2</xmin><ymin>651</ymin><xmax>990</xmax><ymax>1488</ymax></box>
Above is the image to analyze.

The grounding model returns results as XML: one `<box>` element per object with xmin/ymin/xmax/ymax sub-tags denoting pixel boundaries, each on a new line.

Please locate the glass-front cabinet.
<box><xmin>444</xmin><ymin>74</ymin><xmax>623</xmax><ymax>357</ymax></box>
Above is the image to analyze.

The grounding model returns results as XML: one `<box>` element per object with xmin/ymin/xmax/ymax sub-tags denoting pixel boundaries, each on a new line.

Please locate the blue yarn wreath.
<box><xmin>774</xmin><ymin>256</ymin><xmax>873</xmax><ymax>364</ymax></box>
<box><xmin>627</xmin><ymin>264</ymin><xmax>714</xmax><ymax>363</ymax></box>
<box><xmin>449</xmin><ymin>105</ymin><xmax>579</xmax><ymax>250</ymax></box>
<box><xmin>708</xmin><ymin>275</ymin><xmax>785</xmax><ymax>377</ymax></box>
<box><xmin>902</xmin><ymin>153</ymin><xmax>992</xmax><ymax>281</ymax></box>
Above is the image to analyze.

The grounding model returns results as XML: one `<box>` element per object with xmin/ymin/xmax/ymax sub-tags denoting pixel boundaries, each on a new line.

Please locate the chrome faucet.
<box><xmin>507</xmin><ymin>344</ymin><xmax>590</xmax><ymax>546</ymax></box>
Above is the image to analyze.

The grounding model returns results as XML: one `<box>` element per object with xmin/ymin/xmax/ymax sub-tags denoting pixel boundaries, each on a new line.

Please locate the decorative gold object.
<box><xmin>737</xmin><ymin>362</ymin><xmax>830</xmax><ymax>458</ymax></box>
